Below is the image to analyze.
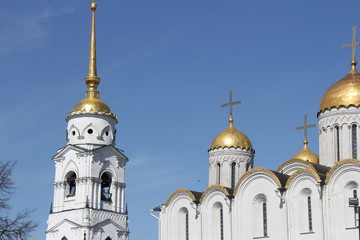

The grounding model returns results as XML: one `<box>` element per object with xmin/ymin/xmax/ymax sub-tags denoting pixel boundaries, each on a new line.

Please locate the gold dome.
<box><xmin>290</xmin><ymin>139</ymin><xmax>319</xmax><ymax>164</ymax></box>
<box><xmin>320</xmin><ymin>62</ymin><xmax>360</xmax><ymax>111</ymax></box>
<box><xmin>69</xmin><ymin>98</ymin><xmax>116</xmax><ymax>117</ymax></box>
<box><xmin>209</xmin><ymin>117</ymin><xmax>253</xmax><ymax>151</ymax></box>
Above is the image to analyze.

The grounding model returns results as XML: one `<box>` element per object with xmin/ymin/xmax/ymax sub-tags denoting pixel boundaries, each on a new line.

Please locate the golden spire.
<box><xmin>343</xmin><ymin>26</ymin><xmax>360</xmax><ymax>72</ymax></box>
<box><xmin>85</xmin><ymin>0</ymin><xmax>100</xmax><ymax>99</ymax></box>
<box><xmin>221</xmin><ymin>91</ymin><xmax>241</xmax><ymax>126</ymax></box>
<box><xmin>296</xmin><ymin>115</ymin><xmax>315</xmax><ymax>145</ymax></box>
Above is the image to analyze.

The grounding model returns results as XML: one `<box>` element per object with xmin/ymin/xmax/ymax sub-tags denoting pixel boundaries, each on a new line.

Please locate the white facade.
<box><xmin>46</xmin><ymin>113</ymin><xmax>130</xmax><ymax>240</ymax></box>
<box><xmin>157</xmin><ymin>65</ymin><xmax>360</xmax><ymax>239</ymax></box>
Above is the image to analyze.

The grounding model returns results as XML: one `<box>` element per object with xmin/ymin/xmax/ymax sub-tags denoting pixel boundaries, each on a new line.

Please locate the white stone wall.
<box><xmin>318</xmin><ymin>106</ymin><xmax>360</xmax><ymax>166</ymax></box>
<box><xmin>159</xmin><ymin>160</ymin><xmax>360</xmax><ymax>240</ymax></box>
<box><xmin>208</xmin><ymin>147</ymin><xmax>254</xmax><ymax>188</ymax></box>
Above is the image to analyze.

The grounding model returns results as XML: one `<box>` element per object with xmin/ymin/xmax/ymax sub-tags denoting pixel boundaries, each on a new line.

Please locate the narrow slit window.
<box><xmin>352</xmin><ymin>125</ymin><xmax>357</xmax><ymax>159</ymax></box>
<box><xmin>231</xmin><ymin>162</ymin><xmax>236</xmax><ymax>189</ymax></box>
<box><xmin>216</xmin><ymin>163</ymin><xmax>221</xmax><ymax>185</ymax></box>
<box><xmin>185</xmin><ymin>212</ymin><xmax>189</xmax><ymax>240</ymax></box>
<box><xmin>335</xmin><ymin>126</ymin><xmax>340</xmax><ymax>162</ymax></box>
<box><xmin>263</xmin><ymin>202</ymin><xmax>268</xmax><ymax>236</ymax></box>
<box><xmin>220</xmin><ymin>208</ymin><xmax>224</xmax><ymax>240</ymax></box>
<box><xmin>307</xmin><ymin>196</ymin><xmax>313</xmax><ymax>232</ymax></box>
<box><xmin>354</xmin><ymin>189</ymin><xmax>358</xmax><ymax>226</ymax></box>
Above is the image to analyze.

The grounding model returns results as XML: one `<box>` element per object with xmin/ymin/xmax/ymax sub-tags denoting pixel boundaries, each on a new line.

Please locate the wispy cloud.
<box><xmin>104</xmin><ymin>41</ymin><xmax>167</xmax><ymax>72</ymax></box>
<box><xmin>0</xmin><ymin>5</ymin><xmax>75</xmax><ymax>52</ymax></box>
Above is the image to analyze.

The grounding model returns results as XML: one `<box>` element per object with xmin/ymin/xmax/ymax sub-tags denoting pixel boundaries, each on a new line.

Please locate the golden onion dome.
<box><xmin>320</xmin><ymin>61</ymin><xmax>360</xmax><ymax>112</ymax></box>
<box><xmin>290</xmin><ymin>139</ymin><xmax>319</xmax><ymax>164</ymax></box>
<box><xmin>209</xmin><ymin>116</ymin><xmax>253</xmax><ymax>151</ymax></box>
<box><xmin>69</xmin><ymin>98</ymin><xmax>116</xmax><ymax>118</ymax></box>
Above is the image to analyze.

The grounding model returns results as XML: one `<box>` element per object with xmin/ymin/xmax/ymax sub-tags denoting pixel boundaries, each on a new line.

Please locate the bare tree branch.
<box><xmin>0</xmin><ymin>160</ymin><xmax>38</xmax><ymax>239</ymax></box>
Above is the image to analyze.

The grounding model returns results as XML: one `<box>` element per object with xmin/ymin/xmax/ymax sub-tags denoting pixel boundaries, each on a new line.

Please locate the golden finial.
<box><xmin>296</xmin><ymin>115</ymin><xmax>315</xmax><ymax>145</ymax></box>
<box><xmin>85</xmin><ymin>0</ymin><xmax>100</xmax><ymax>99</ymax></box>
<box><xmin>221</xmin><ymin>91</ymin><xmax>241</xmax><ymax>125</ymax></box>
<box><xmin>343</xmin><ymin>26</ymin><xmax>360</xmax><ymax>71</ymax></box>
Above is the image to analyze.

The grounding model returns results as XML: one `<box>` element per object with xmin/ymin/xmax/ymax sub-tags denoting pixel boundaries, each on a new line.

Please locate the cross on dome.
<box><xmin>221</xmin><ymin>91</ymin><xmax>241</xmax><ymax>123</ymax></box>
<box><xmin>296</xmin><ymin>115</ymin><xmax>315</xmax><ymax>144</ymax></box>
<box><xmin>343</xmin><ymin>26</ymin><xmax>360</xmax><ymax>67</ymax></box>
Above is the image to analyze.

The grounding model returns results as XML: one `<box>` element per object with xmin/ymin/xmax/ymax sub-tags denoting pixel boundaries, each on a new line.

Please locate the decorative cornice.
<box><xmin>285</xmin><ymin>168</ymin><xmax>321</xmax><ymax>189</ymax></box>
<box><xmin>325</xmin><ymin>158</ymin><xmax>360</xmax><ymax>184</ymax></box>
<box><xmin>199</xmin><ymin>185</ymin><xmax>231</xmax><ymax>203</ymax></box>
<box><xmin>165</xmin><ymin>189</ymin><xmax>197</xmax><ymax>207</ymax></box>
<box><xmin>233</xmin><ymin>167</ymin><xmax>282</xmax><ymax>196</ymax></box>
<box><xmin>208</xmin><ymin>146</ymin><xmax>255</xmax><ymax>153</ymax></box>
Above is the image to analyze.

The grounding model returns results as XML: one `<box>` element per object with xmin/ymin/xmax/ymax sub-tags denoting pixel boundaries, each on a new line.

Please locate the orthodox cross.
<box><xmin>343</xmin><ymin>26</ymin><xmax>360</xmax><ymax>62</ymax></box>
<box><xmin>296</xmin><ymin>115</ymin><xmax>315</xmax><ymax>141</ymax></box>
<box><xmin>221</xmin><ymin>91</ymin><xmax>241</xmax><ymax>117</ymax></box>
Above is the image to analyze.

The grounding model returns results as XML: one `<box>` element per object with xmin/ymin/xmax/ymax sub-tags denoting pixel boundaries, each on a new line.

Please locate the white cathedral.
<box><xmin>156</xmin><ymin>36</ymin><xmax>360</xmax><ymax>239</ymax></box>
<box><xmin>46</xmin><ymin>1</ymin><xmax>129</xmax><ymax>239</ymax></box>
<box><xmin>41</xmin><ymin>1</ymin><xmax>360</xmax><ymax>239</ymax></box>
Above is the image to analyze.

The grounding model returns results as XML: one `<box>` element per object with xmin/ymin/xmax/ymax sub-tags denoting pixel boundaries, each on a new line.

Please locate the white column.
<box><xmin>95</xmin><ymin>179</ymin><xmax>100</xmax><ymax>208</ymax></box>
<box><xmin>340</xmin><ymin>124</ymin><xmax>351</xmax><ymax>160</ymax></box>
<box><xmin>121</xmin><ymin>186</ymin><xmax>125</xmax><ymax>213</ymax></box>
<box><xmin>53</xmin><ymin>183</ymin><xmax>59</xmax><ymax>211</ymax></box>
<box><xmin>60</xmin><ymin>183</ymin><xmax>66</xmax><ymax>211</ymax></box>
<box><xmin>327</xmin><ymin>127</ymin><xmax>334</xmax><ymax>166</ymax></box>
<box><xmin>112</xmin><ymin>182</ymin><xmax>117</xmax><ymax>211</ymax></box>
<box><xmin>116</xmin><ymin>183</ymin><xmax>123</xmax><ymax>212</ymax></box>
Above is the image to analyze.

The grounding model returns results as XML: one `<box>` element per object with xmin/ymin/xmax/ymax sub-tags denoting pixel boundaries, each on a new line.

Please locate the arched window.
<box><xmin>299</xmin><ymin>188</ymin><xmax>313</xmax><ymax>232</ymax></box>
<box><xmin>61</xmin><ymin>237</ymin><xmax>68</xmax><ymax>240</ymax></box>
<box><xmin>307</xmin><ymin>196</ymin><xmax>313</xmax><ymax>232</ymax></box>
<box><xmin>212</xmin><ymin>203</ymin><xmax>224</xmax><ymax>240</ymax></box>
<box><xmin>352</xmin><ymin>125</ymin><xmax>357</xmax><ymax>159</ymax></box>
<box><xmin>101</xmin><ymin>172</ymin><xmax>112</xmax><ymax>201</ymax></box>
<box><xmin>216</xmin><ymin>163</ymin><xmax>221</xmax><ymax>185</ymax></box>
<box><xmin>105</xmin><ymin>237</ymin><xmax>112</xmax><ymax>240</ymax></box>
<box><xmin>345</xmin><ymin>182</ymin><xmax>359</xmax><ymax>228</ymax></box>
<box><xmin>253</xmin><ymin>194</ymin><xmax>267</xmax><ymax>237</ymax></box>
<box><xmin>335</xmin><ymin>126</ymin><xmax>340</xmax><ymax>162</ymax></box>
<box><xmin>65</xmin><ymin>171</ymin><xmax>76</xmax><ymax>197</ymax></box>
<box><xmin>178</xmin><ymin>208</ymin><xmax>189</xmax><ymax>240</ymax></box>
<box><xmin>231</xmin><ymin>162</ymin><xmax>236</xmax><ymax>189</ymax></box>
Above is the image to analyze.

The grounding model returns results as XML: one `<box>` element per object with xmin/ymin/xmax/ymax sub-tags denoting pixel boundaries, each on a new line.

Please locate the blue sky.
<box><xmin>1</xmin><ymin>0</ymin><xmax>360</xmax><ymax>239</ymax></box>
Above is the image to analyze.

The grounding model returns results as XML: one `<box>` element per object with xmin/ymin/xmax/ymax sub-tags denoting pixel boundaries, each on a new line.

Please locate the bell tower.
<box><xmin>46</xmin><ymin>1</ymin><xmax>129</xmax><ymax>239</ymax></box>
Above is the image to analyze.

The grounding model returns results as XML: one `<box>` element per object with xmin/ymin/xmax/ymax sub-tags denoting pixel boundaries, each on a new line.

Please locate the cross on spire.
<box><xmin>221</xmin><ymin>91</ymin><xmax>241</xmax><ymax>123</ymax></box>
<box><xmin>296</xmin><ymin>115</ymin><xmax>315</xmax><ymax>144</ymax></box>
<box><xmin>343</xmin><ymin>26</ymin><xmax>360</xmax><ymax>63</ymax></box>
